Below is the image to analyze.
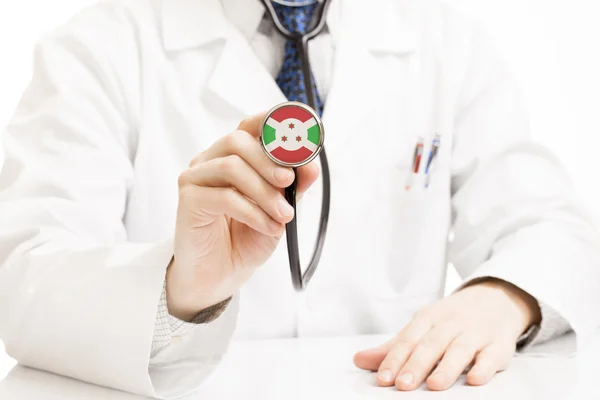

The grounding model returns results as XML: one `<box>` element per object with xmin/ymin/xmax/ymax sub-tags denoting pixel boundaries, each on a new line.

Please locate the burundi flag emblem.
<box><xmin>260</xmin><ymin>102</ymin><xmax>324</xmax><ymax>167</ymax></box>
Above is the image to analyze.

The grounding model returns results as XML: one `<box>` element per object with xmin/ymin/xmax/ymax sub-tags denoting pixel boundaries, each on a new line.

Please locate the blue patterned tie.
<box><xmin>272</xmin><ymin>1</ymin><xmax>324</xmax><ymax>116</ymax></box>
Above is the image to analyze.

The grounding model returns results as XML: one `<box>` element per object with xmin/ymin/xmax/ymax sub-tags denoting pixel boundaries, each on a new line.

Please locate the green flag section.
<box><xmin>262</xmin><ymin>106</ymin><xmax>321</xmax><ymax>165</ymax></box>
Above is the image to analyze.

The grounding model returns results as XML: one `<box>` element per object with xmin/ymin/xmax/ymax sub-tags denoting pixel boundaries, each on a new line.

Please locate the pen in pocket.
<box><xmin>424</xmin><ymin>133</ymin><xmax>441</xmax><ymax>189</ymax></box>
<box><xmin>405</xmin><ymin>136</ymin><xmax>424</xmax><ymax>191</ymax></box>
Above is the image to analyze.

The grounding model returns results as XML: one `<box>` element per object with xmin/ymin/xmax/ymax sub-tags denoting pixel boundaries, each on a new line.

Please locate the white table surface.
<box><xmin>0</xmin><ymin>332</ymin><xmax>597</xmax><ymax>400</ymax></box>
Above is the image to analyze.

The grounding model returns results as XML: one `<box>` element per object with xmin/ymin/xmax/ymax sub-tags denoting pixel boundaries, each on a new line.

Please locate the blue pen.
<box><xmin>424</xmin><ymin>134</ymin><xmax>441</xmax><ymax>188</ymax></box>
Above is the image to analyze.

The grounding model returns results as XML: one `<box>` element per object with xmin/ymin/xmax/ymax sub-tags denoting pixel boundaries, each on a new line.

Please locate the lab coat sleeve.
<box><xmin>0</xmin><ymin>6</ymin><xmax>237</xmax><ymax>399</ymax></box>
<box><xmin>448</xmin><ymin>22</ymin><xmax>600</xmax><ymax>348</ymax></box>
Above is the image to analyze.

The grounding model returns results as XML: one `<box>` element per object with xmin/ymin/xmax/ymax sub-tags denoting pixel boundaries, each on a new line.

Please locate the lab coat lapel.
<box><xmin>205</xmin><ymin>31</ymin><xmax>287</xmax><ymax>118</ymax></box>
<box><xmin>161</xmin><ymin>0</ymin><xmax>285</xmax><ymax>119</ymax></box>
<box><xmin>322</xmin><ymin>38</ymin><xmax>381</xmax><ymax>156</ymax></box>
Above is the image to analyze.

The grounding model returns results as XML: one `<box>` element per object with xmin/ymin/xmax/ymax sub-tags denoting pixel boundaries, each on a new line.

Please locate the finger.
<box><xmin>354</xmin><ymin>337</ymin><xmax>396</xmax><ymax>371</ymax></box>
<box><xmin>467</xmin><ymin>341</ymin><xmax>514</xmax><ymax>386</ymax></box>
<box><xmin>394</xmin><ymin>322</ymin><xmax>463</xmax><ymax>391</ymax></box>
<box><xmin>237</xmin><ymin>112</ymin><xmax>268</xmax><ymax>137</ymax></box>
<box><xmin>426</xmin><ymin>334</ymin><xmax>481</xmax><ymax>391</ymax></box>
<box><xmin>181</xmin><ymin>155</ymin><xmax>294</xmax><ymax>224</ymax></box>
<box><xmin>181</xmin><ymin>185</ymin><xmax>284</xmax><ymax>237</ymax></box>
<box><xmin>375</xmin><ymin>318</ymin><xmax>432</xmax><ymax>387</ymax></box>
<box><xmin>295</xmin><ymin>161</ymin><xmax>320</xmax><ymax>199</ymax></box>
<box><xmin>198</xmin><ymin>129</ymin><xmax>295</xmax><ymax>189</ymax></box>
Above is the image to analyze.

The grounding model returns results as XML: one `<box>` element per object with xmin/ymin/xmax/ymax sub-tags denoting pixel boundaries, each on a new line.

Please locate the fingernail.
<box><xmin>277</xmin><ymin>198</ymin><xmax>294</xmax><ymax>217</ymax></box>
<box><xmin>378</xmin><ymin>370</ymin><xmax>394</xmax><ymax>383</ymax></box>
<box><xmin>397</xmin><ymin>372</ymin><xmax>415</xmax><ymax>386</ymax></box>
<box><xmin>274</xmin><ymin>168</ymin><xmax>293</xmax><ymax>182</ymax></box>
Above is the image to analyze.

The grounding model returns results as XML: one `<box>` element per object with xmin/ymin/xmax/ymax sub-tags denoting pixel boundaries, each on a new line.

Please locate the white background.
<box><xmin>0</xmin><ymin>0</ymin><xmax>599</xmax><ymax>360</ymax></box>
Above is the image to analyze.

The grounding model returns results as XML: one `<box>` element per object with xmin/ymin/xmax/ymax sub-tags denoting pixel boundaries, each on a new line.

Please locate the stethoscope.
<box><xmin>259</xmin><ymin>0</ymin><xmax>332</xmax><ymax>291</ymax></box>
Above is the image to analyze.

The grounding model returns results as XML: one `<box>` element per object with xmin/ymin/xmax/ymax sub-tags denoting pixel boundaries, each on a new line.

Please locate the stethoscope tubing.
<box><xmin>260</xmin><ymin>0</ymin><xmax>332</xmax><ymax>291</ymax></box>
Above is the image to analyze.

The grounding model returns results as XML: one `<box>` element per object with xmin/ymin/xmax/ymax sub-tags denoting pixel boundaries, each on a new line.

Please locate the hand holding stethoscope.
<box><xmin>259</xmin><ymin>0</ymin><xmax>332</xmax><ymax>291</ymax></box>
<box><xmin>168</xmin><ymin>0</ymin><xmax>330</xmax><ymax>315</ymax></box>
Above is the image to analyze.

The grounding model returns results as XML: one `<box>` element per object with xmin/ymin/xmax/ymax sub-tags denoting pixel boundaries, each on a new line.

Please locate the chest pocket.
<box><xmin>329</xmin><ymin>96</ymin><xmax>449</xmax><ymax>301</ymax></box>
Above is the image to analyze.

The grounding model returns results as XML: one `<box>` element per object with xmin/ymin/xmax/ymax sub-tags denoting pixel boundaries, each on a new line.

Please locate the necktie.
<box><xmin>271</xmin><ymin>1</ymin><xmax>324</xmax><ymax>116</ymax></box>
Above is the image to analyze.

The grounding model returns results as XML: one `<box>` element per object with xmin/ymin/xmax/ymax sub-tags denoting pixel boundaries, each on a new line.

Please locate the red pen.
<box><xmin>405</xmin><ymin>136</ymin><xmax>424</xmax><ymax>190</ymax></box>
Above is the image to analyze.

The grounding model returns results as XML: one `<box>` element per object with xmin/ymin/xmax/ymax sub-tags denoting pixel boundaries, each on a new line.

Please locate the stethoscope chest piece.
<box><xmin>259</xmin><ymin>101</ymin><xmax>328</xmax><ymax>292</ymax></box>
<box><xmin>260</xmin><ymin>101</ymin><xmax>324</xmax><ymax>168</ymax></box>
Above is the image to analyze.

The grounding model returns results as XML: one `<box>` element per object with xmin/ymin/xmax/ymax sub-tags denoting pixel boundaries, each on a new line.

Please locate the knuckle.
<box><xmin>225</xmin><ymin>130</ymin><xmax>247</xmax><ymax>152</ymax></box>
<box><xmin>220</xmin><ymin>131</ymin><xmax>239</xmax><ymax>153</ymax></box>
<box><xmin>239</xmin><ymin>116</ymin><xmax>254</xmax><ymax>128</ymax></box>
<box><xmin>221</xmin><ymin>187</ymin><xmax>238</xmax><ymax>202</ymax></box>
<box><xmin>381</xmin><ymin>343</ymin><xmax>411</xmax><ymax>367</ymax></box>
<box><xmin>217</xmin><ymin>155</ymin><xmax>243</xmax><ymax>175</ymax></box>
<box><xmin>394</xmin><ymin>333</ymin><xmax>419</xmax><ymax>350</ymax></box>
<box><xmin>381</xmin><ymin>353</ymin><xmax>402</xmax><ymax>369</ymax></box>
<box><xmin>177</xmin><ymin>178</ymin><xmax>197</xmax><ymax>201</ymax></box>
<box><xmin>413</xmin><ymin>307</ymin><xmax>434</xmax><ymax>323</ymax></box>
<box><xmin>188</xmin><ymin>152</ymin><xmax>204</xmax><ymax>168</ymax></box>
<box><xmin>485</xmin><ymin>346</ymin><xmax>512</xmax><ymax>365</ymax></box>
<box><xmin>417</xmin><ymin>335</ymin><xmax>437</xmax><ymax>349</ymax></box>
<box><xmin>177</xmin><ymin>169</ymin><xmax>192</xmax><ymax>188</ymax></box>
<box><xmin>438</xmin><ymin>357</ymin><xmax>462</xmax><ymax>372</ymax></box>
<box><xmin>450</xmin><ymin>339</ymin><xmax>477</xmax><ymax>355</ymax></box>
<box><xmin>413</xmin><ymin>342</ymin><xmax>435</xmax><ymax>356</ymax></box>
<box><xmin>392</xmin><ymin>334</ymin><xmax>417</xmax><ymax>349</ymax></box>
<box><xmin>393</xmin><ymin>340</ymin><xmax>416</xmax><ymax>354</ymax></box>
<box><xmin>441</xmin><ymin>320</ymin><xmax>462</xmax><ymax>334</ymax></box>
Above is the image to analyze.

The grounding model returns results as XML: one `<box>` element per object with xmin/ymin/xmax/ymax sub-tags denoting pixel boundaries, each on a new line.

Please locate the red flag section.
<box><xmin>269</xmin><ymin>106</ymin><xmax>313</xmax><ymax>123</ymax></box>
<box><xmin>270</xmin><ymin>146</ymin><xmax>314</xmax><ymax>164</ymax></box>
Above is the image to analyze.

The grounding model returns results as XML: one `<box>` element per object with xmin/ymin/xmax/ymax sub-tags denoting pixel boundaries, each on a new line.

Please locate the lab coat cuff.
<box><xmin>166</xmin><ymin>296</ymin><xmax>233</xmax><ymax>336</ymax></box>
<box><xmin>529</xmin><ymin>301</ymin><xmax>571</xmax><ymax>346</ymax></box>
<box><xmin>152</xmin><ymin>282</ymin><xmax>175</xmax><ymax>354</ymax></box>
<box><xmin>148</xmin><ymin>294</ymin><xmax>239</xmax><ymax>399</ymax></box>
<box><xmin>152</xmin><ymin>278</ymin><xmax>212</xmax><ymax>355</ymax></box>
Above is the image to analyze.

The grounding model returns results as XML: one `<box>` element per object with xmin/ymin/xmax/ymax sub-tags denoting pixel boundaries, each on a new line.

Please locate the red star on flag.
<box><xmin>288</xmin><ymin>123</ymin><xmax>295</xmax><ymax>129</ymax></box>
<box><xmin>281</xmin><ymin>135</ymin><xmax>288</xmax><ymax>142</ymax></box>
<box><xmin>296</xmin><ymin>135</ymin><xmax>302</xmax><ymax>142</ymax></box>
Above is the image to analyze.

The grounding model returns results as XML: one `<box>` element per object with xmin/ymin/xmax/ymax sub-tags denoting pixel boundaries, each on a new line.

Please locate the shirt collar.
<box><xmin>221</xmin><ymin>0</ymin><xmax>265</xmax><ymax>41</ymax></box>
<box><xmin>160</xmin><ymin>0</ymin><xmax>230</xmax><ymax>51</ymax></box>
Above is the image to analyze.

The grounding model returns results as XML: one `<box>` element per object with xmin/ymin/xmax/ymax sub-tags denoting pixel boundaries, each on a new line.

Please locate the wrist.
<box><xmin>166</xmin><ymin>257</ymin><xmax>228</xmax><ymax>321</ymax></box>
<box><xmin>466</xmin><ymin>278</ymin><xmax>542</xmax><ymax>334</ymax></box>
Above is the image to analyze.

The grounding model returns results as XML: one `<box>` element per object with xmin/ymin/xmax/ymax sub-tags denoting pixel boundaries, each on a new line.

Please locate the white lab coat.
<box><xmin>1</xmin><ymin>0</ymin><xmax>599</xmax><ymax>398</ymax></box>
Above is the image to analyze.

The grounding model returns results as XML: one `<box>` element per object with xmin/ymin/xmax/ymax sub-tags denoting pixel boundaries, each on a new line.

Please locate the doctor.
<box><xmin>0</xmin><ymin>0</ymin><xmax>599</xmax><ymax>398</ymax></box>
